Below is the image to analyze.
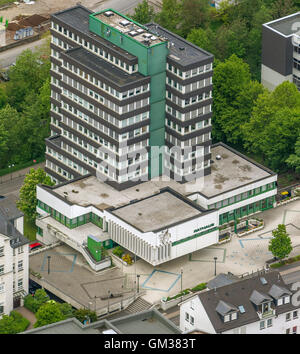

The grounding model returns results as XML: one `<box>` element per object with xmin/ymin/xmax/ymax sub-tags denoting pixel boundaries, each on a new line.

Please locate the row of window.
<box><xmin>61</xmin><ymin>108</ymin><xmax>148</xmax><ymax>143</ymax></box>
<box><xmin>208</xmin><ymin>183</ymin><xmax>276</xmax><ymax>210</ymax></box>
<box><xmin>46</xmin><ymin>160</ymin><xmax>75</xmax><ymax>180</ymax></box>
<box><xmin>166</xmin><ymin>76</ymin><xmax>212</xmax><ymax>94</ymax></box>
<box><xmin>62</xmin><ymin>86</ymin><xmax>149</xmax><ymax>116</ymax></box>
<box><xmin>167</xmin><ymin>90</ymin><xmax>212</xmax><ymax>108</ymax></box>
<box><xmin>165</xmin><ymin>145</ymin><xmax>210</xmax><ymax>162</ymax></box>
<box><xmin>13</xmin><ymin>260</ymin><xmax>24</xmax><ymax>273</ymax></box>
<box><xmin>167</xmin><ymin>62</ymin><xmax>212</xmax><ymax>79</ymax></box>
<box><xmin>51</xmin><ymin>23</ymin><xmax>138</xmax><ymax>74</ymax></box>
<box><xmin>166</xmin><ymin>104</ymin><xmax>212</xmax><ymax>121</ymax></box>
<box><xmin>166</xmin><ymin>118</ymin><xmax>210</xmax><ymax>135</ymax></box>
<box><xmin>62</xmin><ymin>64</ymin><xmax>149</xmax><ymax>100</ymax></box>
<box><xmin>60</xmin><ymin>76</ymin><xmax>151</xmax><ymax>129</ymax></box>
<box><xmin>164</xmin><ymin>159</ymin><xmax>209</xmax><ymax>175</ymax></box>
<box><xmin>165</xmin><ymin>132</ymin><xmax>211</xmax><ymax>148</ymax></box>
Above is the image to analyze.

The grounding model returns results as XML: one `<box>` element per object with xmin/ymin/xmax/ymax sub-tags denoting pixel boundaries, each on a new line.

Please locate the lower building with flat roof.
<box><xmin>22</xmin><ymin>308</ymin><xmax>181</xmax><ymax>334</ymax></box>
<box><xmin>35</xmin><ymin>143</ymin><xmax>277</xmax><ymax>268</ymax></box>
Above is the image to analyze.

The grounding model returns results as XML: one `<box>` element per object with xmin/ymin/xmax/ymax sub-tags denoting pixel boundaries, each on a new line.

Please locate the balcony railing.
<box><xmin>258</xmin><ymin>308</ymin><xmax>276</xmax><ymax>319</ymax></box>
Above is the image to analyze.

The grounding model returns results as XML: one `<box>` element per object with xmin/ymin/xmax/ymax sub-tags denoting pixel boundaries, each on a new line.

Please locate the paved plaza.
<box><xmin>29</xmin><ymin>199</ymin><xmax>300</xmax><ymax>306</ymax></box>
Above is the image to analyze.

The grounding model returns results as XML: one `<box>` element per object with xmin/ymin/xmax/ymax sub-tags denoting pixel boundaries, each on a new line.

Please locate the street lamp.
<box><xmin>107</xmin><ymin>290</ymin><xmax>110</xmax><ymax>313</ymax></box>
<box><xmin>214</xmin><ymin>257</ymin><xmax>218</xmax><ymax>276</ymax></box>
<box><xmin>137</xmin><ymin>274</ymin><xmax>140</xmax><ymax>293</ymax></box>
<box><xmin>180</xmin><ymin>268</ymin><xmax>183</xmax><ymax>303</ymax></box>
<box><xmin>47</xmin><ymin>255</ymin><xmax>51</xmax><ymax>275</ymax></box>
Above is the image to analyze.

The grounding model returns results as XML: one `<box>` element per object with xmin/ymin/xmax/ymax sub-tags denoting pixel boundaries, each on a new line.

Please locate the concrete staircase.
<box><xmin>126</xmin><ymin>297</ymin><xmax>152</xmax><ymax>314</ymax></box>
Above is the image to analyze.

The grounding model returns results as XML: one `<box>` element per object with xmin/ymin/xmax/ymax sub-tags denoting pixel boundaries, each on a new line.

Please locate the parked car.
<box><xmin>29</xmin><ymin>242</ymin><xmax>42</xmax><ymax>252</ymax></box>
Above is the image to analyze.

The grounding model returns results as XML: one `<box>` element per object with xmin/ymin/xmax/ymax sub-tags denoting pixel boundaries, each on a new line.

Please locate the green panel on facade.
<box><xmin>149</xmin><ymin>100</ymin><xmax>165</xmax><ymax>131</ymax></box>
<box><xmin>87</xmin><ymin>235</ymin><xmax>102</xmax><ymax>262</ymax></box>
<box><xmin>89</xmin><ymin>10</ymin><xmax>168</xmax><ymax>182</ymax></box>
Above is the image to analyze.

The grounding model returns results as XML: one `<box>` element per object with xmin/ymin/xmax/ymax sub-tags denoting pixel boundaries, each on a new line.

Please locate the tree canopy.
<box><xmin>269</xmin><ymin>224</ymin><xmax>293</xmax><ymax>260</ymax></box>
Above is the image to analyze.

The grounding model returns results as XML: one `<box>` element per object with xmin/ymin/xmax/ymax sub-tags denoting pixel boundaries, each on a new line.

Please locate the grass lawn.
<box><xmin>24</xmin><ymin>216</ymin><xmax>37</xmax><ymax>242</ymax></box>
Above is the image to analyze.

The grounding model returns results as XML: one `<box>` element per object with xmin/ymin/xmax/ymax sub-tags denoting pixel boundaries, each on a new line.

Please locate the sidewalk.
<box><xmin>0</xmin><ymin>162</ymin><xmax>45</xmax><ymax>185</ymax></box>
<box><xmin>14</xmin><ymin>306</ymin><xmax>37</xmax><ymax>330</ymax></box>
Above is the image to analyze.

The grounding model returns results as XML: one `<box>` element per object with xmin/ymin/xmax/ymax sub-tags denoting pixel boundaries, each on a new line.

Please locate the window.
<box><xmin>18</xmin><ymin>260</ymin><xmax>23</xmax><ymax>272</ymax></box>
<box><xmin>0</xmin><ymin>283</ymin><xmax>4</xmax><ymax>293</ymax></box>
<box><xmin>224</xmin><ymin>315</ymin><xmax>230</xmax><ymax>322</ymax></box>
<box><xmin>185</xmin><ymin>312</ymin><xmax>189</xmax><ymax>322</ymax></box>
<box><xmin>293</xmin><ymin>311</ymin><xmax>298</xmax><ymax>319</ymax></box>
<box><xmin>267</xmin><ymin>319</ymin><xmax>273</xmax><ymax>328</ymax></box>
<box><xmin>293</xmin><ymin>326</ymin><xmax>297</xmax><ymax>334</ymax></box>
<box><xmin>0</xmin><ymin>246</ymin><xmax>3</xmax><ymax>257</ymax></box>
<box><xmin>0</xmin><ymin>264</ymin><xmax>4</xmax><ymax>275</ymax></box>
<box><xmin>190</xmin><ymin>316</ymin><xmax>195</xmax><ymax>325</ymax></box>
<box><xmin>190</xmin><ymin>301</ymin><xmax>194</xmax><ymax>310</ymax></box>
<box><xmin>18</xmin><ymin>278</ymin><xmax>23</xmax><ymax>291</ymax></box>
<box><xmin>286</xmin><ymin>313</ymin><xmax>291</xmax><ymax>322</ymax></box>
<box><xmin>260</xmin><ymin>321</ymin><xmax>265</xmax><ymax>330</ymax></box>
<box><xmin>0</xmin><ymin>303</ymin><xmax>3</xmax><ymax>315</ymax></box>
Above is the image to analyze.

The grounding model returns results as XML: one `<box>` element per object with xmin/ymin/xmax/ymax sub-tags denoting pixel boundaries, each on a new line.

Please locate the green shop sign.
<box><xmin>194</xmin><ymin>223</ymin><xmax>215</xmax><ymax>234</ymax></box>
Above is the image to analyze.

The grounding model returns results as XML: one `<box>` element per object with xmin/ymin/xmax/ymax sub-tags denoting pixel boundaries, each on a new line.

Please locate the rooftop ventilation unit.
<box><xmin>150</xmin><ymin>36</ymin><xmax>157</xmax><ymax>40</ymax></box>
<box><xmin>120</xmin><ymin>19</ymin><xmax>130</xmax><ymax>26</ymax></box>
<box><xmin>128</xmin><ymin>30</ymin><xmax>138</xmax><ymax>37</ymax></box>
<box><xmin>136</xmin><ymin>28</ymin><xmax>144</xmax><ymax>34</ymax></box>
<box><xmin>143</xmin><ymin>38</ymin><xmax>151</xmax><ymax>45</ymax></box>
<box><xmin>104</xmin><ymin>11</ymin><xmax>114</xmax><ymax>17</ymax></box>
<box><xmin>216</xmin><ymin>155</ymin><xmax>222</xmax><ymax>160</ymax></box>
<box><xmin>143</xmin><ymin>33</ymin><xmax>152</xmax><ymax>38</ymax></box>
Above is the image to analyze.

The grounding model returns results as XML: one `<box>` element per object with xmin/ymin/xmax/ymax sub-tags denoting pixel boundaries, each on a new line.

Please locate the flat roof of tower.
<box><xmin>110</xmin><ymin>189</ymin><xmax>203</xmax><ymax>233</ymax></box>
<box><xmin>62</xmin><ymin>47</ymin><xmax>147</xmax><ymax>88</ymax></box>
<box><xmin>52</xmin><ymin>5</ymin><xmax>137</xmax><ymax>62</ymax></box>
<box><xmin>264</xmin><ymin>12</ymin><xmax>300</xmax><ymax>37</ymax></box>
<box><xmin>146</xmin><ymin>23</ymin><xmax>213</xmax><ymax>66</ymax></box>
<box><xmin>94</xmin><ymin>10</ymin><xmax>165</xmax><ymax>47</ymax></box>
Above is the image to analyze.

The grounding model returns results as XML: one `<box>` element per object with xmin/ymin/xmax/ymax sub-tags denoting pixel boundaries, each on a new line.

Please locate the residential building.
<box><xmin>22</xmin><ymin>308</ymin><xmax>181</xmax><ymax>334</ymax></box>
<box><xmin>261</xmin><ymin>12</ymin><xmax>300</xmax><ymax>91</ymax></box>
<box><xmin>179</xmin><ymin>271</ymin><xmax>300</xmax><ymax>334</ymax></box>
<box><xmin>0</xmin><ymin>196</ymin><xmax>29</xmax><ymax>317</ymax></box>
<box><xmin>46</xmin><ymin>5</ymin><xmax>213</xmax><ymax>189</ymax></box>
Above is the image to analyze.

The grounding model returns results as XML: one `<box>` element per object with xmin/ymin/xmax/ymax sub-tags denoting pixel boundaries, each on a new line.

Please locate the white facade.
<box><xmin>0</xmin><ymin>225</ymin><xmax>29</xmax><ymax>318</ymax></box>
<box><xmin>180</xmin><ymin>290</ymin><xmax>300</xmax><ymax>334</ymax></box>
<box><xmin>36</xmin><ymin>185</ymin><xmax>219</xmax><ymax>266</ymax></box>
<box><xmin>261</xmin><ymin>64</ymin><xmax>293</xmax><ymax>92</ymax></box>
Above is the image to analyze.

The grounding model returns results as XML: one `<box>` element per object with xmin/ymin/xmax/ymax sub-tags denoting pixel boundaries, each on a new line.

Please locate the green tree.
<box><xmin>187</xmin><ymin>27</ymin><xmax>216</xmax><ymax>54</ymax></box>
<box><xmin>131</xmin><ymin>0</ymin><xmax>155</xmax><ymax>24</ymax></box>
<box><xmin>243</xmin><ymin>82</ymin><xmax>300</xmax><ymax>171</ymax></box>
<box><xmin>59</xmin><ymin>303</ymin><xmax>74</xmax><ymax>319</ymax></box>
<box><xmin>212</xmin><ymin>54</ymin><xmax>258</xmax><ymax>144</ymax></box>
<box><xmin>0</xmin><ymin>119</ymin><xmax>8</xmax><ymax>168</ymax></box>
<box><xmin>0</xmin><ymin>311</ymin><xmax>30</xmax><ymax>334</ymax></box>
<box><xmin>286</xmin><ymin>136</ymin><xmax>300</xmax><ymax>173</ymax></box>
<box><xmin>155</xmin><ymin>0</ymin><xmax>182</xmax><ymax>35</ymax></box>
<box><xmin>34</xmin><ymin>302</ymin><xmax>65</xmax><ymax>328</ymax></box>
<box><xmin>17</xmin><ymin>168</ymin><xmax>54</xmax><ymax>222</ymax></box>
<box><xmin>73</xmin><ymin>308</ymin><xmax>97</xmax><ymax>323</ymax></box>
<box><xmin>269</xmin><ymin>224</ymin><xmax>293</xmax><ymax>261</ymax></box>
<box><xmin>6</xmin><ymin>49</ymin><xmax>50</xmax><ymax>111</ymax></box>
<box><xmin>271</xmin><ymin>0</ymin><xmax>296</xmax><ymax>19</ymax></box>
<box><xmin>180</xmin><ymin>0</ymin><xmax>210</xmax><ymax>36</ymax></box>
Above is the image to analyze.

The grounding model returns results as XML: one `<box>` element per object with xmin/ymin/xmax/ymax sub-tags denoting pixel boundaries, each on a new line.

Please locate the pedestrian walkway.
<box><xmin>14</xmin><ymin>306</ymin><xmax>36</xmax><ymax>330</ymax></box>
<box><xmin>0</xmin><ymin>162</ymin><xmax>45</xmax><ymax>185</ymax></box>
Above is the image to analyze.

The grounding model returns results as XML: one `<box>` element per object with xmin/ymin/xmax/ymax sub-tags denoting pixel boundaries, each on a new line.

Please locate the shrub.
<box><xmin>112</xmin><ymin>246</ymin><xmax>124</xmax><ymax>258</ymax></box>
<box><xmin>24</xmin><ymin>288</ymin><xmax>49</xmax><ymax>313</ymax></box>
<box><xmin>73</xmin><ymin>308</ymin><xmax>97</xmax><ymax>323</ymax></box>
<box><xmin>122</xmin><ymin>253</ymin><xmax>133</xmax><ymax>265</ymax></box>
<box><xmin>0</xmin><ymin>311</ymin><xmax>30</xmax><ymax>334</ymax></box>
<box><xmin>191</xmin><ymin>283</ymin><xmax>207</xmax><ymax>292</ymax></box>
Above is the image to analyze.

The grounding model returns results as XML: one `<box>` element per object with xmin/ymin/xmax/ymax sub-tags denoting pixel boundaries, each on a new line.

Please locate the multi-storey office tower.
<box><xmin>47</xmin><ymin>5</ymin><xmax>213</xmax><ymax>190</ymax></box>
